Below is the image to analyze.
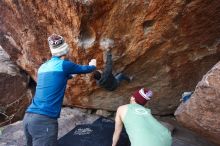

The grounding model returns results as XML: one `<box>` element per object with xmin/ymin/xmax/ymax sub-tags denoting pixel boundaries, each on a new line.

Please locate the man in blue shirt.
<box><xmin>23</xmin><ymin>34</ymin><xmax>96</xmax><ymax>146</ymax></box>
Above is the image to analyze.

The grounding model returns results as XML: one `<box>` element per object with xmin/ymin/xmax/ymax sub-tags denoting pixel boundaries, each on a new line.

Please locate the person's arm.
<box><xmin>112</xmin><ymin>107</ymin><xmax>123</xmax><ymax>146</ymax></box>
<box><xmin>62</xmin><ymin>60</ymin><xmax>96</xmax><ymax>75</ymax></box>
<box><xmin>102</xmin><ymin>51</ymin><xmax>112</xmax><ymax>78</ymax></box>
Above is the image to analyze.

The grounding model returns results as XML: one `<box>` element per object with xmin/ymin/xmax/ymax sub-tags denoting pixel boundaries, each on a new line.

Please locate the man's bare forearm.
<box><xmin>112</xmin><ymin>107</ymin><xmax>123</xmax><ymax>146</ymax></box>
<box><xmin>112</xmin><ymin>131</ymin><xmax>120</xmax><ymax>146</ymax></box>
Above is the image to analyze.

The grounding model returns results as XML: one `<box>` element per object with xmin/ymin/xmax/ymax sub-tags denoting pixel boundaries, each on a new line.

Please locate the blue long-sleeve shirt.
<box><xmin>26</xmin><ymin>56</ymin><xmax>96</xmax><ymax>119</ymax></box>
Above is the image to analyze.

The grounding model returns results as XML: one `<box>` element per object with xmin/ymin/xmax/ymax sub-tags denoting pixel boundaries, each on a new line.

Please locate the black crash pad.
<box><xmin>58</xmin><ymin>117</ymin><xmax>130</xmax><ymax>146</ymax></box>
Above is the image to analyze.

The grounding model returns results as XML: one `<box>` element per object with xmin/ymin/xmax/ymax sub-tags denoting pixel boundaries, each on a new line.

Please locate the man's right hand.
<box><xmin>89</xmin><ymin>59</ymin><xmax>97</xmax><ymax>67</ymax></box>
<box><xmin>71</xmin><ymin>74</ymin><xmax>77</xmax><ymax>78</ymax></box>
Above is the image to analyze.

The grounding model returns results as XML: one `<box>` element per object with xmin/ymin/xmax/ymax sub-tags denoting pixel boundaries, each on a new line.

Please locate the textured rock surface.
<box><xmin>161</xmin><ymin>117</ymin><xmax>218</xmax><ymax>146</ymax></box>
<box><xmin>0</xmin><ymin>0</ymin><xmax>220</xmax><ymax>114</ymax></box>
<box><xmin>0</xmin><ymin>46</ymin><xmax>32</xmax><ymax>126</ymax></box>
<box><xmin>175</xmin><ymin>61</ymin><xmax>220</xmax><ymax>145</ymax></box>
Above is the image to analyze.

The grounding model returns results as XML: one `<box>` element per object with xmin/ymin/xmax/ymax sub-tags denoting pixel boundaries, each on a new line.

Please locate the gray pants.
<box><xmin>23</xmin><ymin>113</ymin><xmax>58</xmax><ymax>146</ymax></box>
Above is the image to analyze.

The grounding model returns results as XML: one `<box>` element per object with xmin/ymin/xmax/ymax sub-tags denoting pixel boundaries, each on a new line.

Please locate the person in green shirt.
<box><xmin>112</xmin><ymin>88</ymin><xmax>172</xmax><ymax>146</ymax></box>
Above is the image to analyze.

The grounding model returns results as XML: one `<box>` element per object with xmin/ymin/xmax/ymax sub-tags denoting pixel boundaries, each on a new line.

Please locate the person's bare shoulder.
<box><xmin>117</xmin><ymin>104</ymin><xmax>128</xmax><ymax>112</ymax></box>
<box><xmin>117</xmin><ymin>104</ymin><xmax>129</xmax><ymax>120</ymax></box>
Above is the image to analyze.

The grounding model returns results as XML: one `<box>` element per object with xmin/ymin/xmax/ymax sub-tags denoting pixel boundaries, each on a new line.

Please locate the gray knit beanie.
<box><xmin>48</xmin><ymin>34</ymin><xmax>69</xmax><ymax>56</ymax></box>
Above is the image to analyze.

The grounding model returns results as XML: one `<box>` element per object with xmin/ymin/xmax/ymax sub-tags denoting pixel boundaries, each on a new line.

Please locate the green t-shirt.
<box><xmin>123</xmin><ymin>104</ymin><xmax>172</xmax><ymax>146</ymax></box>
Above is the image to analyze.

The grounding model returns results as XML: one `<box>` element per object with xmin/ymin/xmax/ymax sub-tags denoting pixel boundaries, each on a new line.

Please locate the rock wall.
<box><xmin>175</xmin><ymin>61</ymin><xmax>220</xmax><ymax>145</ymax></box>
<box><xmin>0</xmin><ymin>0</ymin><xmax>220</xmax><ymax>114</ymax></box>
<box><xmin>0</xmin><ymin>46</ymin><xmax>32</xmax><ymax>126</ymax></box>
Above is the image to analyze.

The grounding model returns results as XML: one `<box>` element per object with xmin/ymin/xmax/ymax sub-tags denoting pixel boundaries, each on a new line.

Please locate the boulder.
<box><xmin>0</xmin><ymin>46</ymin><xmax>31</xmax><ymax>126</ymax></box>
<box><xmin>0</xmin><ymin>0</ymin><xmax>220</xmax><ymax>114</ymax></box>
<box><xmin>95</xmin><ymin>109</ymin><xmax>113</xmax><ymax>117</ymax></box>
<box><xmin>175</xmin><ymin>61</ymin><xmax>220</xmax><ymax>145</ymax></box>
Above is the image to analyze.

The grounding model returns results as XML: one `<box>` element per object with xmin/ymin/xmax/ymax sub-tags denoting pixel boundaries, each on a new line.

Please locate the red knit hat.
<box><xmin>132</xmin><ymin>88</ymin><xmax>153</xmax><ymax>105</ymax></box>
